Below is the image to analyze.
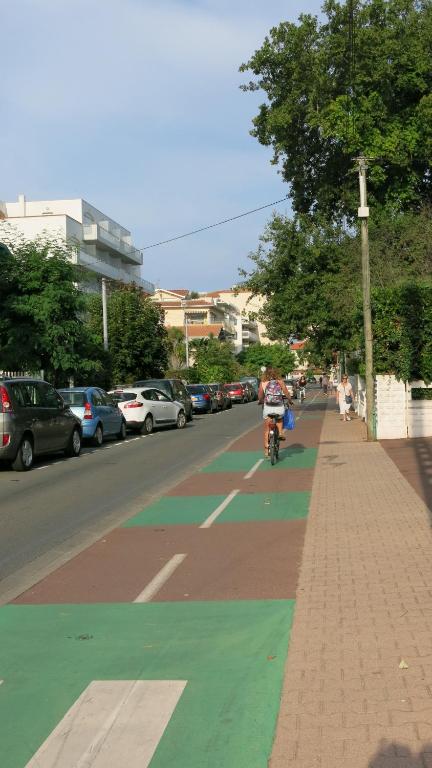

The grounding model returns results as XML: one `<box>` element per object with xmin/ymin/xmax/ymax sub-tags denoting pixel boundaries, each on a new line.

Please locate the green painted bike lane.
<box><xmin>0</xmin><ymin>395</ymin><xmax>326</xmax><ymax>767</ymax></box>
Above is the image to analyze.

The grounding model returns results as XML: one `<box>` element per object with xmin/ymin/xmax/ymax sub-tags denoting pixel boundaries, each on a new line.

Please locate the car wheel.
<box><xmin>93</xmin><ymin>424</ymin><xmax>103</xmax><ymax>447</ymax></box>
<box><xmin>65</xmin><ymin>428</ymin><xmax>81</xmax><ymax>458</ymax></box>
<box><xmin>186</xmin><ymin>408</ymin><xmax>193</xmax><ymax>422</ymax></box>
<box><xmin>176</xmin><ymin>410</ymin><xmax>187</xmax><ymax>429</ymax></box>
<box><xmin>11</xmin><ymin>436</ymin><xmax>34</xmax><ymax>471</ymax></box>
<box><xmin>117</xmin><ymin>420</ymin><xmax>127</xmax><ymax>440</ymax></box>
<box><xmin>141</xmin><ymin>414</ymin><xmax>153</xmax><ymax>435</ymax></box>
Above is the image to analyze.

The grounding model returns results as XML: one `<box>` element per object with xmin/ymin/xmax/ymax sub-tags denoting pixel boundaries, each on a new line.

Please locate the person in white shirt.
<box><xmin>336</xmin><ymin>375</ymin><xmax>355</xmax><ymax>422</ymax></box>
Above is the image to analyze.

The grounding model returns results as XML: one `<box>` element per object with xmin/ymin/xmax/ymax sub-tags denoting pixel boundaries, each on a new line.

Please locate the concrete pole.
<box><xmin>357</xmin><ymin>157</ymin><xmax>375</xmax><ymax>440</ymax></box>
<box><xmin>102</xmin><ymin>278</ymin><xmax>109</xmax><ymax>352</ymax></box>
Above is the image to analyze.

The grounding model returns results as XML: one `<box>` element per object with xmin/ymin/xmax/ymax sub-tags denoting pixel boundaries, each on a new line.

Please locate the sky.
<box><xmin>2</xmin><ymin>0</ymin><xmax>323</xmax><ymax>291</ymax></box>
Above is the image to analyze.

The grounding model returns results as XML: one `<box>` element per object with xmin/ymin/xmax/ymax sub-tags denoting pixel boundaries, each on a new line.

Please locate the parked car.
<box><xmin>109</xmin><ymin>387</ymin><xmax>187</xmax><ymax>433</ymax></box>
<box><xmin>208</xmin><ymin>383</ymin><xmax>232</xmax><ymax>410</ymax></box>
<box><xmin>186</xmin><ymin>384</ymin><xmax>218</xmax><ymax>413</ymax></box>
<box><xmin>239</xmin><ymin>376</ymin><xmax>259</xmax><ymax>400</ymax></box>
<box><xmin>284</xmin><ymin>378</ymin><xmax>298</xmax><ymax>399</ymax></box>
<box><xmin>0</xmin><ymin>377</ymin><xmax>82</xmax><ymax>471</ymax></box>
<box><xmin>58</xmin><ymin>387</ymin><xmax>126</xmax><ymax>446</ymax></box>
<box><xmin>224</xmin><ymin>382</ymin><xmax>248</xmax><ymax>404</ymax></box>
<box><xmin>133</xmin><ymin>378</ymin><xmax>193</xmax><ymax>422</ymax></box>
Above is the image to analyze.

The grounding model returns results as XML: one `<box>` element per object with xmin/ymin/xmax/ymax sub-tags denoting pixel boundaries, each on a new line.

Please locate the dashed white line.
<box><xmin>244</xmin><ymin>458</ymin><xmax>264</xmax><ymax>480</ymax></box>
<box><xmin>134</xmin><ymin>554</ymin><xmax>187</xmax><ymax>603</ymax></box>
<box><xmin>199</xmin><ymin>489</ymin><xmax>240</xmax><ymax>529</ymax></box>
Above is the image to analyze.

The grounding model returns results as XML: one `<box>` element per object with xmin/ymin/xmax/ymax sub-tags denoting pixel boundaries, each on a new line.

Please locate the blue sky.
<box><xmin>2</xmin><ymin>0</ymin><xmax>323</xmax><ymax>290</ymax></box>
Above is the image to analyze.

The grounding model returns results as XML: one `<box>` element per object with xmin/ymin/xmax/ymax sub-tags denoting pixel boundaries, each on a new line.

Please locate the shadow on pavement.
<box><xmin>382</xmin><ymin>436</ymin><xmax>432</xmax><ymax>524</ymax></box>
<box><xmin>368</xmin><ymin>741</ymin><xmax>432</xmax><ymax>766</ymax></box>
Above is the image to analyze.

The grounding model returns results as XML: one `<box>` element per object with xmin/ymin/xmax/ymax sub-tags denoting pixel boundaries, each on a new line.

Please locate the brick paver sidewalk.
<box><xmin>271</xmin><ymin>399</ymin><xmax>432</xmax><ymax>768</ymax></box>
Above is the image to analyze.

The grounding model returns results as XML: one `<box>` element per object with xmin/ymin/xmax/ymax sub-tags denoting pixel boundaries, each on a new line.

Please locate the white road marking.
<box><xmin>35</xmin><ymin>466</ymin><xmax>49</xmax><ymax>471</ymax></box>
<box><xmin>199</xmin><ymin>489</ymin><xmax>240</xmax><ymax>529</ymax></box>
<box><xmin>244</xmin><ymin>459</ymin><xmax>264</xmax><ymax>479</ymax></box>
<box><xmin>134</xmin><ymin>554</ymin><xmax>187</xmax><ymax>603</ymax></box>
<box><xmin>24</xmin><ymin>679</ymin><xmax>187</xmax><ymax>768</ymax></box>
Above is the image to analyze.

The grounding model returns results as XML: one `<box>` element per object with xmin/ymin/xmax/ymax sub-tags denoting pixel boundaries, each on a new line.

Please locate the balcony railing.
<box><xmin>82</xmin><ymin>224</ymin><xmax>142</xmax><ymax>265</ymax></box>
<box><xmin>78</xmin><ymin>250</ymin><xmax>154</xmax><ymax>293</ymax></box>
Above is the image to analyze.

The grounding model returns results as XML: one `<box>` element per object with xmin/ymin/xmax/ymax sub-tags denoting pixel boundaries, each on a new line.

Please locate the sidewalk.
<box><xmin>271</xmin><ymin>399</ymin><xmax>432</xmax><ymax>767</ymax></box>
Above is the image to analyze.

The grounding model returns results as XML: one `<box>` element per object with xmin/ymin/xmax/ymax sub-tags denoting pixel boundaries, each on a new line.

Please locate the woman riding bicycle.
<box><xmin>298</xmin><ymin>374</ymin><xmax>307</xmax><ymax>401</ymax></box>
<box><xmin>258</xmin><ymin>368</ymin><xmax>292</xmax><ymax>457</ymax></box>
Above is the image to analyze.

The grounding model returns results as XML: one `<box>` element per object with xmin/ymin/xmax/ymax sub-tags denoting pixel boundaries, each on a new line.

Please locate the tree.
<box><xmin>240</xmin><ymin>0</ymin><xmax>432</xmax><ymax>218</ymax></box>
<box><xmin>166</xmin><ymin>327</ymin><xmax>186</xmax><ymax>369</ymax></box>
<box><xmin>87</xmin><ymin>285</ymin><xmax>168</xmax><ymax>384</ymax></box>
<box><xmin>240</xmin><ymin>213</ymin><xmax>361</xmax><ymax>361</ymax></box>
<box><xmin>238</xmin><ymin>342</ymin><xmax>296</xmax><ymax>377</ymax></box>
<box><xmin>193</xmin><ymin>337</ymin><xmax>239</xmax><ymax>383</ymax></box>
<box><xmin>0</xmin><ymin>232</ymin><xmax>98</xmax><ymax>383</ymax></box>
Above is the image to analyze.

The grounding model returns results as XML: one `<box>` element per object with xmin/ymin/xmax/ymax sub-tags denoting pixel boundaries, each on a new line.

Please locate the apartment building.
<box><xmin>153</xmin><ymin>286</ymin><xmax>272</xmax><ymax>354</ymax></box>
<box><xmin>0</xmin><ymin>194</ymin><xmax>154</xmax><ymax>293</ymax></box>
<box><xmin>153</xmin><ymin>288</ymin><xmax>238</xmax><ymax>346</ymax></box>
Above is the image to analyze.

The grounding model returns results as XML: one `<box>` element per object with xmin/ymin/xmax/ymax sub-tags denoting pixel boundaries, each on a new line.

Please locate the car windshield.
<box><xmin>208</xmin><ymin>385</ymin><xmax>218</xmax><ymax>392</ymax></box>
<box><xmin>187</xmin><ymin>385</ymin><xmax>206</xmax><ymax>394</ymax></box>
<box><xmin>59</xmin><ymin>391</ymin><xmax>87</xmax><ymax>406</ymax></box>
<box><xmin>229</xmin><ymin>383</ymin><xmax>241</xmax><ymax>388</ymax></box>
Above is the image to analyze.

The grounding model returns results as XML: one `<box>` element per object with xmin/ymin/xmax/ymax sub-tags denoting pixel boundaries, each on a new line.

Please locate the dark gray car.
<box><xmin>133</xmin><ymin>378</ymin><xmax>193</xmax><ymax>421</ymax></box>
<box><xmin>0</xmin><ymin>377</ymin><xmax>82</xmax><ymax>471</ymax></box>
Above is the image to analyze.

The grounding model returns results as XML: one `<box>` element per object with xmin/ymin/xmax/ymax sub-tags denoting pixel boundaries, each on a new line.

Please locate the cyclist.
<box><xmin>258</xmin><ymin>367</ymin><xmax>292</xmax><ymax>457</ymax></box>
<box><xmin>298</xmin><ymin>373</ymin><xmax>307</xmax><ymax>401</ymax></box>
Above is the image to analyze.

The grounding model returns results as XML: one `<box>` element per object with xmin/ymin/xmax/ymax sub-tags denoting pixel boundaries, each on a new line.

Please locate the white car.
<box><xmin>109</xmin><ymin>387</ymin><xmax>187</xmax><ymax>434</ymax></box>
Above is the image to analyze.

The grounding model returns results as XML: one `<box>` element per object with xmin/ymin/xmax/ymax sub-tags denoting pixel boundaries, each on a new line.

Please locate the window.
<box><xmin>60</xmin><ymin>391</ymin><xmax>87</xmax><ymax>406</ymax></box>
<box><xmin>154</xmin><ymin>389</ymin><xmax>170</xmax><ymax>402</ymax></box>
<box><xmin>37</xmin><ymin>383</ymin><xmax>63</xmax><ymax>408</ymax></box>
<box><xmin>92</xmin><ymin>391</ymin><xmax>104</xmax><ymax>407</ymax></box>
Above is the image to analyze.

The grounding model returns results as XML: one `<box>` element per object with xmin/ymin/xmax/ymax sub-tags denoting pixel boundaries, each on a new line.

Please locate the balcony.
<box><xmin>82</xmin><ymin>223</ymin><xmax>142</xmax><ymax>265</ymax></box>
<box><xmin>77</xmin><ymin>250</ymin><xmax>154</xmax><ymax>293</ymax></box>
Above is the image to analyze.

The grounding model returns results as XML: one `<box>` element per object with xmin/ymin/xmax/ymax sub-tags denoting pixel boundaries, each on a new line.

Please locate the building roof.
<box><xmin>156</xmin><ymin>299</ymin><xmax>217</xmax><ymax>309</ymax></box>
<box><xmin>166</xmin><ymin>288</ymin><xmax>189</xmax><ymax>297</ymax></box>
<box><xmin>290</xmin><ymin>340</ymin><xmax>307</xmax><ymax>350</ymax></box>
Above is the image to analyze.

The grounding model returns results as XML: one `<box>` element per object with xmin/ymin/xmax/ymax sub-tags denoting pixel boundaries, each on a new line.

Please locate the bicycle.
<box><xmin>267</xmin><ymin>412</ymin><xmax>281</xmax><ymax>465</ymax></box>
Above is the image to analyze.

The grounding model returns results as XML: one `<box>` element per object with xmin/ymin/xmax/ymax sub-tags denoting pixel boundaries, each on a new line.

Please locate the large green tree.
<box><xmin>0</xmin><ymin>233</ymin><xmax>99</xmax><ymax>383</ymax></box>
<box><xmin>240</xmin><ymin>0</ymin><xmax>432</xmax><ymax>218</ymax></box>
<box><xmin>192</xmin><ymin>337</ymin><xmax>239</xmax><ymax>383</ymax></box>
<box><xmin>87</xmin><ymin>285</ymin><xmax>168</xmax><ymax>384</ymax></box>
<box><xmin>238</xmin><ymin>342</ymin><xmax>296</xmax><ymax>377</ymax></box>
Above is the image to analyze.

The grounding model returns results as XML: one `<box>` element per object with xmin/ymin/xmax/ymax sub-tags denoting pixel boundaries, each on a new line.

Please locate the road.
<box><xmin>1</xmin><ymin>390</ymin><xmax>326</xmax><ymax>768</ymax></box>
<box><xmin>0</xmin><ymin>403</ymin><xmax>259</xmax><ymax>590</ymax></box>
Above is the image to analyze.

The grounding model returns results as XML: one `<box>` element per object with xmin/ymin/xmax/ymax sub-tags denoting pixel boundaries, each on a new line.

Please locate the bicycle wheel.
<box><xmin>269</xmin><ymin>430</ymin><xmax>277</xmax><ymax>465</ymax></box>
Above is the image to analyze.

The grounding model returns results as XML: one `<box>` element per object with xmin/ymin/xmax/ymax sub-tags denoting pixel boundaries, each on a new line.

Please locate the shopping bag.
<box><xmin>283</xmin><ymin>408</ymin><xmax>295</xmax><ymax>430</ymax></box>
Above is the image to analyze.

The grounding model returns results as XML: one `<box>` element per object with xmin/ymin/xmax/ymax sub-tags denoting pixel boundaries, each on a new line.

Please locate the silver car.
<box><xmin>0</xmin><ymin>377</ymin><xmax>82</xmax><ymax>471</ymax></box>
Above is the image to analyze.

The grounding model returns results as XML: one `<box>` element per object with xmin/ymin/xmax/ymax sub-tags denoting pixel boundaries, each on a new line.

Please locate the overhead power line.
<box><xmin>139</xmin><ymin>196</ymin><xmax>289</xmax><ymax>251</ymax></box>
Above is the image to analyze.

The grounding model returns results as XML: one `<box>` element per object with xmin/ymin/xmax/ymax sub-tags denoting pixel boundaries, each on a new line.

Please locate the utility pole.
<box><xmin>184</xmin><ymin>312</ymin><xmax>189</xmax><ymax>368</ymax></box>
<box><xmin>357</xmin><ymin>157</ymin><xmax>375</xmax><ymax>440</ymax></box>
<box><xmin>101</xmin><ymin>277</ymin><xmax>109</xmax><ymax>351</ymax></box>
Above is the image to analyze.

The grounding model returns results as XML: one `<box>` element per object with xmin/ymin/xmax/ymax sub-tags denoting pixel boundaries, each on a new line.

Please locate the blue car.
<box><xmin>186</xmin><ymin>384</ymin><xmax>217</xmax><ymax>413</ymax></box>
<box><xmin>58</xmin><ymin>387</ymin><xmax>126</xmax><ymax>446</ymax></box>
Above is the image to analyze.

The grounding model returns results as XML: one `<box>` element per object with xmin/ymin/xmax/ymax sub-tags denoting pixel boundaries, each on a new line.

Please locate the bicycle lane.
<box><xmin>0</xmin><ymin>393</ymin><xmax>327</xmax><ymax>768</ymax></box>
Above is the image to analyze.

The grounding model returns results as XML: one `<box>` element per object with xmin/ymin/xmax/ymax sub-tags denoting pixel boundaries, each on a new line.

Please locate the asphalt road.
<box><xmin>0</xmin><ymin>402</ymin><xmax>260</xmax><ymax>585</ymax></box>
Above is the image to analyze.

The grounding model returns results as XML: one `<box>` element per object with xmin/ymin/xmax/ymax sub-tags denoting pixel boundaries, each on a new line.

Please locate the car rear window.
<box><xmin>113</xmin><ymin>391</ymin><xmax>137</xmax><ymax>402</ymax></box>
<box><xmin>59</xmin><ymin>391</ymin><xmax>87</xmax><ymax>406</ymax></box>
<box><xmin>187</xmin><ymin>385</ymin><xmax>206</xmax><ymax>394</ymax></box>
<box><xmin>228</xmin><ymin>383</ymin><xmax>241</xmax><ymax>388</ymax></box>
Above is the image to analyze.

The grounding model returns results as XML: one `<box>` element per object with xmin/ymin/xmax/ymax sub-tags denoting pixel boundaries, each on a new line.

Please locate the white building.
<box><xmin>0</xmin><ymin>194</ymin><xmax>154</xmax><ymax>293</ymax></box>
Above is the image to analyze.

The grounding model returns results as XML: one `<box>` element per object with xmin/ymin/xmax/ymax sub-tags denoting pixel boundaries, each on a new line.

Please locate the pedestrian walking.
<box><xmin>319</xmin><ymin>375</ymin><xmax>323</xmax><ymax>388</ymax></box>
<box><xmin>322</xmin><ymin>373</ymin><xmax>329</xmax><ymax>395</ymax></box>
<box><xmin>336</xmin><ymin>374</ymin><xmax>355</xmax><ymax>422</ymax></box>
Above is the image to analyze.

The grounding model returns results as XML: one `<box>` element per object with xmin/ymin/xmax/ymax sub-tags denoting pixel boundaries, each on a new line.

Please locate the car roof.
<box><xmin>58</xmin><ymin>387</ymin><xmax>93</xmax><ymax>392</ymax></box>
<box><xmin>110</xmin><ymin>386</ymin><xmax>159</xmax><ymax>394</ymax></box>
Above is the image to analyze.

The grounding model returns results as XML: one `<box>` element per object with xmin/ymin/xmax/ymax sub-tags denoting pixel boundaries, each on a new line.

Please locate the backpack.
<box><xmin>264</xmin><ymin>379</ymin><xmax>284</xmax><ymax>406</ymax></box>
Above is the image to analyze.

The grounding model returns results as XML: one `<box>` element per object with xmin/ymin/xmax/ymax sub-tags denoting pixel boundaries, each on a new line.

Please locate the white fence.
<box><xmin>352</xmin><ymin>374</ymin><xmax>432</xmax><ymax>439</ymax></box>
